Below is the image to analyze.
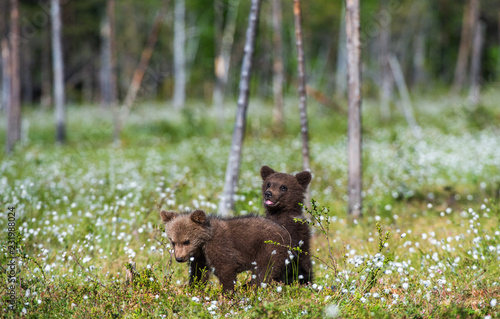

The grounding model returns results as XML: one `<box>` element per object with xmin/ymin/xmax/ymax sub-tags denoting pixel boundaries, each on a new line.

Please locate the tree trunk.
<box><xmin>218</xmin><ymin>0</ymin><xmax>262</xmax><ymax>216</ymax></box>
<box><xmin>2</xmin><ymin>39</ymin><xmax>11</xmax><ymax>136</ymax></box>
<box><xmin>213</xmin><ymin>0</ymin><xmax>240</xmax><ymax>111</ymax></box>
<box><xmin>7</xmin><ymin>0</ymin><xmax>21</xmax><ymax>153</ymax></box>
<box><xmin>100</xmin><ymin>0</ymin><xmax>117</xmax><ymax>108</ymax></box>
<box><xmin>83</xmin><ymin>61</ymin><xmax>93</xmax><ymax>103</ymax></box>
<box><xmin>345</xmin><ymin>0</ymin><xmax>362</xmax><ymax>219</ymax></box>
<box><xmin>114</xmin><ymin>0</ymin><xmax>169</xmax><ymax>142</ymax></box>
<box><xmin>293</xmin><ymin>0</ymin><xmax>310</xmax><ymax>172</ymax></box>
<box><xmin>41</xmin><ymin>28</ymin><xmax>52</xmax><ymax>109</ymax></box>
<box><xmin>173</xmin><ymin>0</ymin><xmax>186</xmax><ymax>109</ymax></box>
<box><xmin>452</xmin><ymin>0</ymin><xmax>479</xmax><ymax>93</ymax></box>
<box><xmin>0</xmin><ymin>0</ymin><xmax>5</xmax><ymax>112</ymax></box>
<box><xmin>379</xmin><ymin>0</ymin><xmax>392</xmax><ymax>120</ymax></box>
<box><xmin>21</xmin><ymin>45</ymin><xmax>33</xmax><ymax>104</ymax></box>
<box><xmin>389</xmin><ymin>55</ymin><xmax>421</xmax><ymax>138</ymax></box>
<box><xmin>51</xmin><ymin>0</ymin><xmax>66</xmax><ymax>144</ymax></box>
<box><xmin>335</xmin><ymin>2</ymin><xmax>347</xmax><ymax>98</ymax></box>
<box><xmin>468</xmin><ymin>21</ymin><xmax>485</xmax><ymax>106</ymax></box>
<box><xmin>412</xmin><ymin>31</ymin><xmax>426</xmax><ymax>87</ymax></box>
<box><xmin>271</xmin><ymin>0</ymin><xmax>284</xmax><ymax>130</ymax></box>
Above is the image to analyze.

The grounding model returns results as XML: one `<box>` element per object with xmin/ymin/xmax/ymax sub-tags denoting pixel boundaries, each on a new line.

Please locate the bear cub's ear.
<box><xmin>260</xmin><ymin>165</ymin><xmax>276</xmax><ymax>180</ymax></box>
<box><xmin>191</xmin><ymin>210</ymin><xmax>207</xmax><ymax>225</ymax></box>
<box><xmin>295</xmin><ymin>170</ymin><xmax>312</xmax><ymax>189</ymax></box>
<box><xmin>160</xmin><ymin>210</ymin><xmax>177</xmax><ymax>224</ymax></box>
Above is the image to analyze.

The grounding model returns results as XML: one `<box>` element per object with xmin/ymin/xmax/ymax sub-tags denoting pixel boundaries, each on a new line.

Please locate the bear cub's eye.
<box><xmin>280</xmin><ymin>185</ymin><xmax>287</xmax><ymax>191</ymax></box>
<box><xmin>267</xmin><ymin>182</ymin><xmax>271</xmax><ymax>188</ymax></box>
<box><xmin>171</xmin><ymin>241</ymin><xmax>176</xmax><ymax>246</ymax></box>
<box><xmin>183</xmin><ymin>240</ymin><xmax>190</xmax><ymax>246</ymax></box>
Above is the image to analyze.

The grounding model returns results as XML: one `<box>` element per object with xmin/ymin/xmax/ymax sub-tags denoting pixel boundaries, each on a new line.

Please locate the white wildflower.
<box><xmin>325</xmin><ymin>304</ymin><xmax>340</xmax><ymax>318</ymax></box>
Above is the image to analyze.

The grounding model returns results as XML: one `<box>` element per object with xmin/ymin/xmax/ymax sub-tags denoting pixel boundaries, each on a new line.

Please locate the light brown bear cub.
<box><xmin>260</xmin><ymin>165</ymin><xmax>313</xmax><ymax>284</ymax></box>
<box><xmin>159</xmin><ymin>209</ymin><xmax>292</xmax><ymax>292</ymax></box>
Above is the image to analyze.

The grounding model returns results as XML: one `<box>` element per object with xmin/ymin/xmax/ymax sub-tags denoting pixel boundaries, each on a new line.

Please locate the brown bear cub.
<box><xmin>159</xmin><ymin>209</ymin><xmax>293</xmax><ymax>292</ymax></box>
<box><xmin>260</xmin><ymin>165</ymin><xmax>313</xmax><ymax>284</ymax></box>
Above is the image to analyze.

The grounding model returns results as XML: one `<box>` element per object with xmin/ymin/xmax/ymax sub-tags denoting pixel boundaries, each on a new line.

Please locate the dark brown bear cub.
<box><xmin>159</xmin><ymin>209</ymin><xmax>292</xmax><ymax>292</ymax></box>
<box><xmin>260</xmin><ymin>165</ymin><xmax>313</xmax><ymax>284</ymax></box>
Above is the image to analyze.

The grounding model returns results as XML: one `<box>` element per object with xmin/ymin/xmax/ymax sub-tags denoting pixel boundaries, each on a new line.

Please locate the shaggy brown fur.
<box><xmin>159</xmin><ymin>209</ymin><xmax>293</xmax><ymax>292</ymax></box>
<box><xmin>260</xmin><ymin>165</ymin><xmax>313</xmax><ymax>283</ymax></box>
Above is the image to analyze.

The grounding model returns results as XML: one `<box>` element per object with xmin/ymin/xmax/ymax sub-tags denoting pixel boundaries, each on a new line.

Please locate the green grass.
<box><xmin>1</xmin><ymin>90</ymin><xmax>500</xmax><ymax>318</ymax></box>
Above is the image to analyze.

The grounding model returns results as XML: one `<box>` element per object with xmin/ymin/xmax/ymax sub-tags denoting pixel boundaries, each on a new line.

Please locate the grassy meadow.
<box><xmin>1</xmin><ymin>91</ymin><xmax>500</xmax><ymax>318</ymax></box>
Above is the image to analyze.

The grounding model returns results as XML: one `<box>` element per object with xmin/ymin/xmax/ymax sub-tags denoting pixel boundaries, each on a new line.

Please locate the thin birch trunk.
<box><xmin>412</xmin><ymin>31</ymin><xmax>426</xmax><ymax>86</ymax></box>
<box><xmin>114</xmin><ymin>1</ymin><xmax>169</xmax><ymax>142</ymax></box>
<box><xmin>51</xmin><ymin>0</ymin><xmax>66</xmax><ymax>144</ymax></box>
<box><xmin>452</xmin><ymin>0</ymin><xmax>479</xmax><ymax>93</ymax></box>
<box><xmin>389</xmin><ymin>55</ymin><xmax>421</xmax><ymax>138</ymax></box>
<box><xmin>346</xmin><ymin>0</ymin><xmax>362</xmax><ymax>219</ymax></box>
<box><xmin>468</xmin><ymin>21</ymin><xmax>485</xmax><ymax>106</ymax></box>
<box><xmin>379</xmin><ymin>0</ymin><xmax>392</xmax><ymax>120</ymax></box>
<box><xmin>293</xmin><ymin>0</ymin><xmax>310</xmax><ymax>172</ymax></box>
<box><xmin>41</xmin><ymin>28</ymin><xmax>52</xmax><ymax>109</ymax></box>
<box><xmin>218</xmin><ymin>0</ymin><xmax>262</xmax><ymax>216</ymax></box>
<box><xmin>271</xmin><ymin>0</ymin><xmax>284</xmax><ymax>130</ymax></box>
<box><xmin>83</xmin><ymin>62</ymin><xmax>93</xmax><ymax>103</ymax></box>
<box><xmin>100</xmin><ymin>0</ymin><xmax>117</xmax><ymax>108</ymax></box>
<box><xmin>108</xmin><ymin>0</ymin><xmax>117</xmax><ymax>107</ymax></box>
<box><xmin>452</xmin><ymin>1</ymin><xmax>471</xmax><ymax>93</ymax></box>
<box><xmin>213</xmin><ymin>0</ymin><xmax>240</xmax><ymax>110</ymax></box>
<box><xmin>0</xmin><ymin>2</ymin><xmax>5</xmax><ymax>113</ymax></box>
<box><xmin>7</xmin><ymin>0</ymin><xmax>21</xmax><ymax>153</ymax></box>
<box><xmin>173</xmin><ymin>0</ymin><xmax>186</xmax><ymax>109</ymax></box>
<box><xmin>21</xmin><ymin>46</ymin><xmax>33</xmax><ymax>104</ymax></box>
<box><xmin>335</xmin><ymin>2</ymin><xmax>347</xmax><ymax>98</ymax></box>
<box><xmin>2</xmin><ymin>39</ymin><xmax>11</xmax><ymax>142</ymax></box>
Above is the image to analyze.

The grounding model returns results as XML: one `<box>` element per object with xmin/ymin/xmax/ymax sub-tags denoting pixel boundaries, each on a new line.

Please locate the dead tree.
<box><xmin>51</xmin><ymin>0</ymin><xmax>66</xmax><ymax>144</ymax></box>
<box><xmin>2</xmin><ymin>39</ymin><xmax>11</xmax><ymax>134</ymax></box>
<box><xmin>41</xmin><ymin>28</ymin><xmax>52</xmax><ymax>109</ymax></box>
<box><xmin>0</xmin><ymin>3</ymin><xmax>5</xmax><ymax>113</ymax></box>
<box><xmin>452</xmin><ymin>0</ymin><xmax>479</xmax><ymax>93</ymax></box>
<box><xmin>389</xmin><ymin>55</ymin><xmax>421</xmax><ymax>138</ymax></box>
<box><xmin>213</xmin><ymin>0</ymin><xmax>240</xmax><ymax>111</ymax></box>
<box><xmin>379</xmin><ymin>0</ymin><xmax>393</xmax><ymax>120</ymax></box>
<box><xmin>6</xmin><ymin>0</ymin><xmax>21</xmax><ymax>153</ymax></box>
<box><xmin>271</xmin><ymin>0</ymin><xmax>284</xmax><ymax>130</ymax></box>
<box><xmin>335</xmin><ymin>2</ymin><xmax>347</xmax><ymax>98</ymax></box>
<box><xmin>173</xmin><ymin>0</ymin><xmax>186</xmax><ymax>109</ymax></box>
<box><xmin>114</xmin><ymin>0</ymin><xmax>169</xmax><ymax>142</ymax></box>
<box><xmin>468</xmin><ymin>21</ymin><xmax>485</xmax><ymax>106</ymax></box>
<box><xmin>100</xmin><ymin>0</ymin><xmax>117</xmax><ymax>109</ymax></box>
<box><xmin>219</xmin><ymin>0</ymin><xmax>262</xmax><ymax>216</ymax></box>
<box><xmin>346</xmin><ymin>0</ymin><xmax>362</xmax><ymax>219</ymax></box>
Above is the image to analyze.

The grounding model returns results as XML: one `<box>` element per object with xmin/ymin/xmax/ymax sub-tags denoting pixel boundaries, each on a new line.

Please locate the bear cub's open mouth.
<box><xmin>265</xmin><ymin>199</ymin><xmax>278</xmax><ymax>206</ymax></box>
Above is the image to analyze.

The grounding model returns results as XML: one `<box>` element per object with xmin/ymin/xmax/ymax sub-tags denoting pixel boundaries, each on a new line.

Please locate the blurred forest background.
<box><xmin>1</xmin><ymin>3</ymin><xmax>500</xmax><ymax>316</ymax></box>
<box><xmin>1</xmin><ymin>0</ymin><xmax>499</xmax><ymax>111</ymax></box>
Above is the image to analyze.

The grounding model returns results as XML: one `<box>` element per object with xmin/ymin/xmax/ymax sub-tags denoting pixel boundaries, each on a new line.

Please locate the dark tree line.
<box><xmin>0</xmin><ymin>0</ymin><xmax>498</xmax><ymax>109</ymax></box>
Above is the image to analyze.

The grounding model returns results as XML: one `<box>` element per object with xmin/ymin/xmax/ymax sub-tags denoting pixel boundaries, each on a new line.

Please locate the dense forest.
<box><xmin>1</xmin><ymin>0</ymin><xmax>499</xmax><ymax>106</ymax></box>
